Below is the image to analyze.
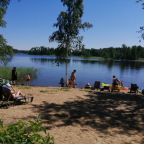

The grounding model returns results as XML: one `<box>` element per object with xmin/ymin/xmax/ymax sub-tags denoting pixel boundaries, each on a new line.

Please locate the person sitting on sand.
<box><xmin>112</xmin><ymin>75</ymin><xmax>123</xmax><ymax>87</ymax></box>
<box><xmin>59</xmin><ymin>77</ymin><xmax>65</xmax><ymax>87</ymax></box>
<box><xmin>112</xmin><ymin>75</ymin><xmax>123</xmax><ymax>92</ymax></box>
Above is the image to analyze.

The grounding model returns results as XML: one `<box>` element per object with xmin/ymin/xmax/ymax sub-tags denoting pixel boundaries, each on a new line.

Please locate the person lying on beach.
<box><xmin>2</xmin><ymin>83</ymin><xmax>33</xmax><ymax>102</ymax></box>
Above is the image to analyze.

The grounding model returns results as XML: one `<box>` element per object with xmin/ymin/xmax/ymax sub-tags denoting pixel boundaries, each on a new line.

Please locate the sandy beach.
<box><xmin>0</xmin><ymin>86</ymin><xmax>144</xmax><ymax>144</ymax></box>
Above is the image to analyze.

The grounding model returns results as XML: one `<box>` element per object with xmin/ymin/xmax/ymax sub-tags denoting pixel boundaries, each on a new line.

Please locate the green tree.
<box><xmin>0</xmin><ymin>35</ymin><xmax>13</xmax><ymax>65</ymax></box>
<box><xmin>0</xmin><ymin>35</ymin><xmax>13</xmax><ymax>66</ymax></box>
<box><xmin>0</xmin><ymin>0</ymin><xmax>13</xmax><ymax>65</ymax></box>
<box><xmin>0</xmin><ymin>0</ymin><xmax>10</xmax><ymax>27</ymax></box>
<box><xmin>49</xmin><ymin>0</ymin><xmax>92</xmax><ymax>85</ymax></box>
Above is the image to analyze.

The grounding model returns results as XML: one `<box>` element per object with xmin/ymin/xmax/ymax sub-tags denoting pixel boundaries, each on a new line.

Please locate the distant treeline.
<box><xmin>13</xmin><ymin>49</ymin><xmax>29</xmax><ymax>54</ymax></box>
<box><xmin>28</xmin><ymin>46</ymin><xmax>55</xmax><ymax>55</ymax></box>
<box><xmin>72</xmin><ymin>45</ymin><xmax>144</xmax><ymax>60</ymax></box>
<box><xmin>15</xmin><ymin>45</ymin><xmax>144</xmax><ymax>60</ymax></box>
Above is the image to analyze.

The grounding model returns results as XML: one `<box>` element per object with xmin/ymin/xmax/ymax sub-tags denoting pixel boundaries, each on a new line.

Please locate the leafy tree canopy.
<box><xmin>136</xmin><ymin>0</ymin><xmax>144</xmax><ymax>41</ymax></box>
<box><xmin>0</xmin><ymin>0</ymin><xmax>13</xmax><ymax>65</ymax></box>
<box><xmin>0</xmin><ymin>35</ymin><xmax>13</xmax><ymax>65</ymax></box>
<box><xmin>0</xmin><ymin>0</ymin><xmax>10</xmax><ymax>27</ymax></box>
<box><xmin>49</xmin><ymin>0</ymin><xmax>92</xmax><ymax>58</ymax></box>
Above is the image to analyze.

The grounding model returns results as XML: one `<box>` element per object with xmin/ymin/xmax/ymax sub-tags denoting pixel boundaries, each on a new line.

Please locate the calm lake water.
<box><xmin>4</xmin><ymin>54</ymin><xmax>144</xmax><ymax>89</ymax></box>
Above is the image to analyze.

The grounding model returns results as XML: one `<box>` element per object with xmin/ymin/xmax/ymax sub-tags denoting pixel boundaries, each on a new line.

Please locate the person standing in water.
<box><xmin>70</xmin><ymin>69</ymin><xmax>76</xmax><ymax>88</ymax></box>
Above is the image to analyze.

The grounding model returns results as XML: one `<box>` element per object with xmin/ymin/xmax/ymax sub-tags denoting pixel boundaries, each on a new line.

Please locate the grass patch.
<box><xmin>80</xmin><ymin>88</ymin><xmax>92</xmax><ymax>92</ymax></box>
<box><xmin>40</xmin><ymin>90</ymin><xmax>49</xmax><ymax>93</ymax></box>
<box><xmin>17</xmin><ymin>85</ymin><xmax>31</xmax><ymax>89</ymax></box>
<box><xmin>40</xmin><ymin>89</ymin><xmax>58</xmax><ymax>94</ymax></box>
<box><xmin>59</xmin><ymin>87</ymin><xmax>70</xmax><ymax>91</ymax></box>
<box><xmin>40</xmin><ymin>88</ymin><xmax>65</xmax><ymax>94</ymax></box>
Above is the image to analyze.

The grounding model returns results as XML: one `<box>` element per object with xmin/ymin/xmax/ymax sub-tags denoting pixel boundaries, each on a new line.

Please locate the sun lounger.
<box><xmin>129</xmin><ymin>84</ymin><xmax>139</xmax><ymax>93</ymax></box>
<box><xmin>0</xmin><ymin>85</ymin><xmax>33</xmax><ymax>108</ymax></box>
<box><xmin>94</xmin><ymin>81</ymin><xmax>101</xmax><ymax>90</ymax></box>
<box><xmin>13</xmin><ymin>96</ymin><xmax>33</xmax><ymax>105</ymax></box>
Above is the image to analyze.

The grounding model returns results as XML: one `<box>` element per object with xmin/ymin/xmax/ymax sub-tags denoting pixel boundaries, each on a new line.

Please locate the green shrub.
<box><xmin>0</xmin><ymin>119</ymin><xmax>54</xmax><ymax>144</ymax></box>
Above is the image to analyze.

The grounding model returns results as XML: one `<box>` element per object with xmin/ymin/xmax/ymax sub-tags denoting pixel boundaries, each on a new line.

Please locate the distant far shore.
<box><xmin>14</xmin><ymin>44</ymin><xmax>144</xmax><ymax>61</ymax></box>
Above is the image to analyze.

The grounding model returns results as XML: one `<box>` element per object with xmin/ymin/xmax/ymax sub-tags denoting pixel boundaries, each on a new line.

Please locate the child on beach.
<box><xmin>59</xmin><ymin>77</ymin><xmax>65</xmax><ymax>87</ymax></box>
<box><xmin>25</xmin><ymin>74</ymin><xmax>31</xmax><ymax>85</ymax></box>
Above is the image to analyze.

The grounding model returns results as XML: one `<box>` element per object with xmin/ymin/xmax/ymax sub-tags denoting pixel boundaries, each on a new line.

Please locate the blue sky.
<box><xmin>0</xmin><ymin>0</ymin><xmax>144</xmax><ymax>50</ymax></box>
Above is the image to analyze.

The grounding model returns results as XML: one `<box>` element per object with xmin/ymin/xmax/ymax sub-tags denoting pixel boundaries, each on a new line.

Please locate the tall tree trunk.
<box><xmin>65</xmin><ymin>46</ymin><xmax>69</xmax><ymax>87</ymax></box>
<box><xmin>65</xmin><ymin>61</ymin><xmax>68</xmax><ymax>86</ymax></box>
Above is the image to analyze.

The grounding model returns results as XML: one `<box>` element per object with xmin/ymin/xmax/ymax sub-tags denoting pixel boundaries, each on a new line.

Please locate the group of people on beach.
<box><xmin>0</xmin><ymin>68</ymin><xmax>77</xmax><ymax>102</ymax></box>
<box><xmin>9</xmin><ymin>66</ymin><xmax>126</xmax><ymax>91</ymax></box>
<box><xmin>0</xmin><ymin>67</ymin><xmax>32</xmax><ymax>101</ymax></box>
<box><xmin>9</xmin><ymin>67</ymin><xmax>77</xmax><ymax>88</ymax></box>
<box><xmin>59</xmin><ymin>70</ymin><xmax>125</xmax><ymax>90</ymax></box>
<box><xmin>0</xmin><ymin>67</ymin><xmax>33</xmax><ymax>102</ymax></box>
<box><xmin>84</xmin><ymin>74</ymin><xmax>125</xmax><ymax>92</ymax></box>
<box><xmin>59</xmin><ymin>69</ymin><xmax>77</xmax><ymax>88</ymax></box>
<box><xmin>1</xmin><ymin>65</ymin><xmax>141</xmax><ymax>99</ymax></box>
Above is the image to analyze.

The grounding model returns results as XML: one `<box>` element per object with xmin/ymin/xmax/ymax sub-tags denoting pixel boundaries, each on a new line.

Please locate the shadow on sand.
<box><xmin>31</xmin><ymin>91</ymin><xmax>144</xmax><ymax>134</ymax></box>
